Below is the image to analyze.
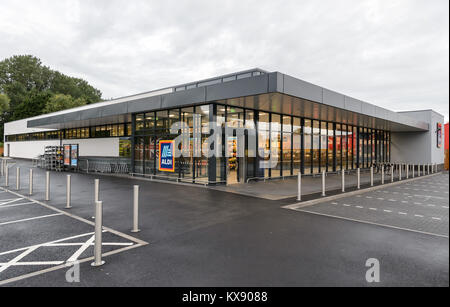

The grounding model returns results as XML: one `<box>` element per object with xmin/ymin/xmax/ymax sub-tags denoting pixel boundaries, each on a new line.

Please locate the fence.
<box><xmin>78</xmin><ymin>157</ymin><xmax>131</xmax><ymax>174</ymax></box>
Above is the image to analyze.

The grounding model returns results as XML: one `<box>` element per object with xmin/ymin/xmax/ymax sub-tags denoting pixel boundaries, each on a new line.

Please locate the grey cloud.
<box><xmin>0</xmin><ymin>0</ymin><xmax>448</xmax><ymax>120</ymax></box>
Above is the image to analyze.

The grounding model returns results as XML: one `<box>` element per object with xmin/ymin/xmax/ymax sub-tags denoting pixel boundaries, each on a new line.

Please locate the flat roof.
<box><xmin>24</xmin><ymin>69</ymin><xmax>430</xmax><ymax>132</ymax></box>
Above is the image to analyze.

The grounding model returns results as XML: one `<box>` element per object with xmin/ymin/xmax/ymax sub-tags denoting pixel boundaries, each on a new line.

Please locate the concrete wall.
<box><xmin>5</xmin><ymin>138</ymin><xmax>120</xmax><ymax>159</ymax></box>
<box><xmin>392</xmin><ymin>110</ymin><xmax>445</xmax><ymax>164</ymax></box>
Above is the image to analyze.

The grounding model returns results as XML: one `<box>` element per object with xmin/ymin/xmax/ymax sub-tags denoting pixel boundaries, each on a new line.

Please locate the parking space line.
<box><xmin>0</xmin><ymin>213</ymin><xmax>63</xmax><ymax>226</ymax></box>
<box><xmin>294</xmin><ymin>209</ymin><xmax>449</xmax><ymax>239</ymax></box>
<box><xmin>0</xmin><ymin>202</ymin><xmax>35</xmax><ymax>209</ymax></box>
<box><xmin>0</xmin><ymin>198</ymin><xmax>24</xmax><ymax>206</ymax></box>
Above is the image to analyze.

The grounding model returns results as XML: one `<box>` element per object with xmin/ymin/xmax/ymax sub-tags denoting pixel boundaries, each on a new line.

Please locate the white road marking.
<box><xmin>383</xmin><ymin>210</ymin><xmax>392</xmax><ymax>213</ymax></box>
<box><xmin>369</xmin><ymin>208</ymin><xmax>377</xmax><ymax>211</ymax></box>
<box><xmin>0</xmin><ymin>213</ymin><xmax>63</xmax><ymax>226</ymax></box>
<box><xmin>0</xmin><ymin>202</ymin><xmax>35</xmax><ymax>209</ymax></box>
<box><xmin>66</xmin><ymin>235</ymin><xmax>95</xmax><ymax>263</ymax></box>
<box><xmin>432</xmin><ymin>217</ymin><xmax>442</xmax><ymax>221</ymax></box>
<box><xmin>0</xmin><ymin>198</ymin><xmax>24</xmax><ymax>207</ymax></box>
<box><xmin>414</xmin><ymin>215</ymin><xmax>424</xmax><ymax>218</ymax></box>
<box><xmin>366</xmin><ymin>196</ymin><xmax>373</xmax><ymax>199</ymax></box>
<box><xmin>377</xmin><ymin>198</ymin><xmax>384</xmax><ymax>200</ymax></box>
<box><xmin>356</xmin><ymin>206</ymin><xmax>363</xmax><ymax>209</ymax></box>
<box><xmin>331</xmin><ymin>202</ymin><xmax>338</xmax><ymax>205</ymax></box>
<box><xmin>443</xmin><ymin>206</ymin><xmax>449</xmax><ymax>209</ymax></box>
<box><xmin>399</xmin><ymin>212</ymin><xmax>407</xmax><ymax>215</ymax></box>
<box><xmin>401</xmin><ymin>201</ymin><xmax>408</xmax><ymax>204</ymax></box>
<box><xmin>388</xmin><ymin>199</ymin><xmax>396</xmax><ymax>202</ymax></box>
<box><xmin>343</xmin><ymin>204</ymin><xmax>351</xmax><ymax>207</ymax></box>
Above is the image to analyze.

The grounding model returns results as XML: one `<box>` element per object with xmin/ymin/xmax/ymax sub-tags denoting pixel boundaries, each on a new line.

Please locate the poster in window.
<box><xmin>71</xmin><ymin>145</ymin><xmax>78</xmax><ymax>167</ymax></box>
<box><xmin>437</xmin><ymin>123</ymin><xmax>442</xmax><ymax>148</ymax></box>
<box><xmin>64</xmin><ymin>145</ymin><xmax>71</xmax><ymax>166</ymax></box>
<box><xmin>158</xmin><ymin>140</ymin><xmax>175</xmax><ymax>172</ymax></box>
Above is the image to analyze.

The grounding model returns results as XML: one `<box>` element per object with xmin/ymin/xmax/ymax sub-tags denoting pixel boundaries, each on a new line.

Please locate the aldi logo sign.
<box><xmin>159</xmin><ymin>140</ymin><xmax>175</xmax><ymax>172</ymax></box>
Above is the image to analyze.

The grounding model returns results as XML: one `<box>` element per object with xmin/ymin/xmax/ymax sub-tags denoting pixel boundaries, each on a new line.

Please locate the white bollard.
<box><xmin>391</xmin><ymin>165</ymin><xmax>394</xmax><ymax>183</ymax></box>
<box><xmin>406</xmin><ymin>164</ymin><xmax>409</xmax><ymax>179</ymax></box>
<box><xmin>66</xmin><ymin>175</ymin><xmax>72</xmax><ymax>209</ymax></box>
<box><xmin>357</xmin><ymin>168</ymin><xmax>361</xmax><ymax>189</ymax></box>
<box><xmin>29</xmin><ymin>169</ymin><xmax>33</xmax><ymax>196</ymax></box>
<box><xmin>412</xmin><ymin>164</ymin><xmax>415</xmax><ymax>178</ymax></box>
<box><xmin>91</xmin><ymin>201</ymin><xmax>105</xmax><ymax>267</ymax></box>
<box><xmin>322</xmin><ymin>171</ymin><xmax>326</xmax><ymax>197</ymax></box>
<box><xmin>45</xmin><ymin>171</ymin><xmax>50</xmax><ymax>201</ymax></box>
<box><xmin>370</xmin><ymin>167</ymin><xmax>374</xmax><ymax>187</ymax></box>
<box><xmin>131</xmin><ymin>185</ymin><xmax>140</xmax><ymax>233</ymax></box>
<box><xmin>381</xmin><ymin>166</ymin><xmax>385</xmax><ymax>184</ymax></box>
<box><xmin>297</xmin><ymin>172</ymin><xmax>302</xmax><ymax>202</ymax></box>
<box><xmin>399</xmin><ymin>164</ymin><xmax>402</xmax><ymax>181</ymax></box>
<box><xmin>5</xmin><ymin>164</ymin><xmax>9</xmax><ymax>187</ymax></box>
<box><xmin>93</xmin><ymin>179</ymin><xmax>100</xmax><ymax>219</ymax></box>
<box><xmin>341</xmin><ymin>170</ymin><xmax>345</xmax><ymax>193</ymax></box>
<box><xmin>16</xmin><ymin>167</ymin><xmax>20</xmax><ymax>191</ymax></box>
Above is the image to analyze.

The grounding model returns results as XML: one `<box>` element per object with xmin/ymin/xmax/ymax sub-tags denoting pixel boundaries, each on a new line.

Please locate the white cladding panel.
<box><xmin>4</xmin><ymin>138</ymin><xmax>119</xmax><ymax>159</ymax></box>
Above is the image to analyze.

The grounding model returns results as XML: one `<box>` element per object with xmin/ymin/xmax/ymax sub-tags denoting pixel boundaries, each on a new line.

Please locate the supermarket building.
<box><xmin>3</xmin><ymin>69</ymin><xmax>446</xmax><ymax>185</ymax></box>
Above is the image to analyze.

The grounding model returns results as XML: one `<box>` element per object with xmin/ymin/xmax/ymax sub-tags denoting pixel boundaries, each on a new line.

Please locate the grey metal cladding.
<box><xmin>64</xmin><ymin>112</ymin><xmax>81</xmax><ymax>122</ymax></box>
<box><xmin>267</xmin><ymin>72</ymin><xmax>283</xmax><ymax>93</ymax></box>
<box><xmin>344</xmin><ymin>96</ymin><xmax>362</xmax><ymax>113</ymax></box>
<box><xmin>323</xmin><ymin>89</ymin><xmax>345</xmax><ymax>109</ymax></box>
<box><xmin>127</xmin><ymin>96</ymin><xmax>162</xmax><ymax>113</ymax></box>
<box><xmin>361</xmin><ymin>103</ymin><xmax>376</xmax><ymax>117</ymax></box>
<box><xmin>161</xmin><ymin>87</ymin><xmax>206</xmax><ymax>109</ymax></box>
<box><xmin>99</xmin><ymin>103</ymin><xmax>127</xmax><ymax>117</ymax></box>
<box><xmin>206</xmin><ymin>74</ymin><xmax>269</xmax><ymax>101</ymax></box>
<box><xmin>27</xmin><ymin>117</ymin><xmax>45</xmax><ymax>128</ymax></box>
<box><xmin>283</xmin><ymin>75</ymin><xmax>323</xmax><ymax>103</ymax></box>
<box><xmin>79</xmin><ymin>108</ymin><xmax>100</xmax><ymax>120</ymax></box>
<box><xmin>374</xmin><ymin>107</ymin><xmax>388</xmax><ymax>119</ymax></box>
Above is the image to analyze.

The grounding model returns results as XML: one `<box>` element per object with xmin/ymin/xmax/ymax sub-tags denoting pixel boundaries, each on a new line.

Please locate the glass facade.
<box><xmin>5</xmin><ymin>94</ymin><xmax>391</xmax><ymax>184</ymax></box>
<box><xmin>130</xmin><ymin>101</ymin><xmax>390</xmax><ymax>184</ymax></box>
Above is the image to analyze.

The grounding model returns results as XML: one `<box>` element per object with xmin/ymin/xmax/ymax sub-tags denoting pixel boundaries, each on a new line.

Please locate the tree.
<box><xmin>0</xmin><ymin>93</ymin><xmax>10</xmax><ymax>114</ymax></box>
<box><xmin>43</xmin><ymin>94</ymin><xmax>87</xmax><ymax>114</ymax></box>
<box><xmin>0</xmin><ymin>55</ymin><xmax>103</xmax><ymax>138</ymax></box>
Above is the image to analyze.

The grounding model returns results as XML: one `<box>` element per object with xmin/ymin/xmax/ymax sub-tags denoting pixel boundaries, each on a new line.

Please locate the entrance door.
<box><xmin>227</xmin><ymin>135</ymin><xmax>246</xmax><ymax>185</ymax></box>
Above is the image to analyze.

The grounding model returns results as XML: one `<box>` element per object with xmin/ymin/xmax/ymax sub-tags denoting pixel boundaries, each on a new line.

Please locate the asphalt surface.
<box><xmin>0</xmin><ymin>159</ymin><xmax>448</xmax><ymax>287</ymax></box>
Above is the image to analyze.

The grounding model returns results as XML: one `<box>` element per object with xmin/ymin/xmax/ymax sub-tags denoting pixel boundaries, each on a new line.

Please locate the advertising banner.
<box><xmin>159</xmin><ymin>140</ymin><xmax>175</xmax><ymax>172</ymax></box>
<box><xmin>64</xmin><ymin>145</ymin><xmax>71</xmax><ymax>166</ymax></box>
<box><xmin>437</xmin><ymin>123</ymin><xmax>442</xmax><ymax>148</ymax></box>
<box><xmin>71</xmin><ymin>145</ymin><xmax>78</xmax><ymax>167</ymax></box>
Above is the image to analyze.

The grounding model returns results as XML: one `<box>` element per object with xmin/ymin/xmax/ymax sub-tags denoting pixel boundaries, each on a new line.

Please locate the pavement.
<box><xmin>0</xmin><ymin>159</ymin><xmax>448</xmax><ymax>287</ymax></box>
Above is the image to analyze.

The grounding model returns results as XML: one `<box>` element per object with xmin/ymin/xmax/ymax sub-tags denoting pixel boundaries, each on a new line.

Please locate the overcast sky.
<box><xmin>1</xmin><ymin>0</ymin><xmax>448</xmax><ymax>120</ymax></box>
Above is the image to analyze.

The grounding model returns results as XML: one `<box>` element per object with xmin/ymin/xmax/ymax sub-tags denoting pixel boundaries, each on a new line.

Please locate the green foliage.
<box><xmin>0</xmin><ymin>93</ymin><xmax>10</xmax><ymax>114</ymax></box>
<box><xmin>43</xmin><ymin>94</ymin><xmax>87</xmax><ymax>114</ymax></box>
<box><xmin>0</xmin><ymin>55</ymin><xmax>103</xmax><ymax>138</ymax></box>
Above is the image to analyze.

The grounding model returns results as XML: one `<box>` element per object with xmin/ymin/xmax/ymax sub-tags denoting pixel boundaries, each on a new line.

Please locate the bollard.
<box><xmin>93</xmin><ymin>179</ymin><xmax>100</xmax><ymax>219</ymax></box>
<box><xmin>381</xmin><ymin>166</ymin><xmax>385</xmax><ymax>184</ymax></box>
<box><xmin>418</xmin><ymin>164</ymin><xmax>421</xmax><ymax>176</ymax></box>
<box><xmin>297</xmin><ymin>172</ymin><xmax>302</xmax><ymax>202</ymax></box>
<box><xmin>131</xmin><ymin>185</ymin><xmax>140</xmax><ymax>233</ymax></box>
<box><xmin>66</xmin><ymin>175</ymin><xmax>72</xmax><ymax>209</ymax></box>
<box><xmin>357</xmin><ymin>168</ymin><xmax>361</xmax><ymax>189</ymax></box>
<box><xmin>399</xmin><ymin>164</ymin><xmax>402</xmax><ymax>181</ymax></box>
<box><xmin>29</xmin><ymin>169</ymin><xmax>33</xmax><ymax>196</ymax></box>
<box><xmin>412</xmin><ymin>164</ymin><xmax>415</xmax><ymax>178</ymax></box>
<box><xmin>341</xmin><ymin>170</ymin><xmax>345</xmax><ymax>193</ymax></box>
<box><xmin>391</xmin><ymin>165</ymin><xmax>394</xmax><ymax>183</ymax></box>
<box><xmin>370</xmin><ymin>167</ymin><xmax>374</xmax><ymax>187</ymax></box>
<box><xmin>45</xmin><ymin>171</ymin><xmax>50</xmax><ymax>201</ymax></box>
<box><xmin>428</xmin><ymin>164</ymin><xmax>430</xmax><ymax>175</ymax></box>
<box><xmin>91</xmin><ymin>201</ymin><xmax>105</xmax><ymax>267</ymax></box>
<box><xmin>5</xmin><ymin>164</ymin><xmax>9</xmax><ymax>187</ymax></box>
<box><xmin>16</xmin><ymin>167</ymin><xmax>20</xmax><ymax>191</ymax></box>
<box><xmin>321</xmin><ymin>171</ymin><xmax>326</xmax><ymax>197</ymax></box>
<box><xmin>406</xmin><ymin>164</ymin><xmax>409</xmax><ymax>179</ymax></box>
